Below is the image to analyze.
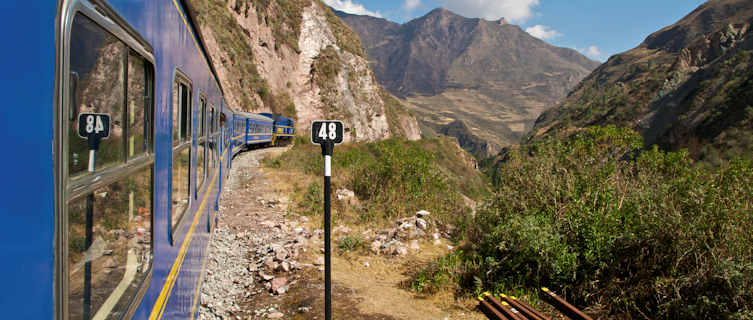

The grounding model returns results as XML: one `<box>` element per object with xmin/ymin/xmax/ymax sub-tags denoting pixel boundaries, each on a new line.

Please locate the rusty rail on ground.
<box><xmin>477</xmin><ymin>296</ymin><xmax>507</xmax><ymax>320</ymax></box>
<box><xmin>540</xmin><ymin>287</ymin><xmax>593</xmax><ymax>320</ymax></box>
<box><xmin>500</xmin><ymin>294</ymin><xmax>549</xmax><ymax>320</ymax></box>
<box><xmin>476</xmin><ymin>289</ymin><xmax>592</xmax><ymax>320</ymax></box>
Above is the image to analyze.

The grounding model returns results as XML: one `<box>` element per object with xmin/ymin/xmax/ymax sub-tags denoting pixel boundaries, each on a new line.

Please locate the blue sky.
<box><xmin>322</xmin><ymin>0</ymin><xmax>706</xmax><ymax>61</ymax></box>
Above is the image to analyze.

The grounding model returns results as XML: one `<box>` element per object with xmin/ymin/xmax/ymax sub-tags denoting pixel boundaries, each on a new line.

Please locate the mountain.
<box><xmin>336</xmin><ymin>8</ymin><xmax>600</xmax><ymax>157</ymax></box>
<box><xmin>183</xmin><ymin>0</ymin><xmax>421</xmax><ymax>142</ymax></box>
<box><xmin>530</xmin><ymin>0</ymin><xmax>753</xmax><ymax>165</ymax></box>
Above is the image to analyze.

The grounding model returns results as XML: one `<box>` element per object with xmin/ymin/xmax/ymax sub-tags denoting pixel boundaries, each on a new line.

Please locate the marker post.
<box><xmin>77</xmin><ymin>113</ymin><xmax>111</xmax><ymax>319</ymax></box>
<box><xmin>310</xmin><ymin>121</ymin><xmax>344</xmax><ymax>320</ymax></box>
<box><xmin>322</xmin><ymin>141</ymin><xmax>333</xmax><ymax>320</ymax></box>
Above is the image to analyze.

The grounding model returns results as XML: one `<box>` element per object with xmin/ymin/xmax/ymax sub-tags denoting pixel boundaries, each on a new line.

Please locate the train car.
<box><xmin>239</xmin><ymin>112</ymin><xmax>275</xmax><ymax>147</ymax></box>
<box><xmin>260</xmin><ymin>113</ymin><xmax>296</xmax><ymax>145</ymax></box>
<box><xmin>0</xmin><ymin>0</ymin><xmax>289</xmax><ymax>319</ymax></box>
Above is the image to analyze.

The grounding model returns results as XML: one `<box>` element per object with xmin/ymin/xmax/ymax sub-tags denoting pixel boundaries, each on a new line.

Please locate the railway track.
<box><xmin>477</xmin><ymin>288</ymin><xmax>593</xmax><ymax>320</ymax></box>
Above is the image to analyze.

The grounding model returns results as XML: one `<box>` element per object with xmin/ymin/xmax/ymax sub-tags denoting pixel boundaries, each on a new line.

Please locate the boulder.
<box><xmin>416</xmin><ymin>218</ymin><xmax>428</xmax><ymax>230</ymax></box>
<box><xmin>336</xmin><ymin>188</ymin><xmax>355</xmax><ymax>200</ymax></box>
<box><xmin>271</xmin><ymin>277</ymin><xmax>287</xmax><ymax>294</ymax></box>
<box><xmin>264</xmin><ymin>257</ymin><xmax>277</xmax><ymax>270</ymax></box>
<box><xmin>370</xmin><ymin>240</ymin><xmax>382</xmax><ymax>254</ymax></box>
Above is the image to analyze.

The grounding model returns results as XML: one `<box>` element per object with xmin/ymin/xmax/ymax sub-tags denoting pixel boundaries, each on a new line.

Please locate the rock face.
<box><xmin>185</xmin><ymin>0</ymin><xmax>421</xmax><ymax>142</ymax></box>
<box><xmin>530</xmin><ymin>0</ymin><xmax>753</xmax><ymax>165</ymax></box>
<box><xmin>336</xmin><ymin>8</ymin><xmax>599</xmax><ymax>155</ymax></box>
<box><xmin>295</xmin><ymin>3</ymin><xmax>387</xmax><ymax>142</ymax></box>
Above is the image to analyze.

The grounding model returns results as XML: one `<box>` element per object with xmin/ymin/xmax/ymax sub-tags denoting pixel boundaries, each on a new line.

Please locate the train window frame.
<box><xmin>195</xmin><ymin>94</ymin><xmax>207</xmax><ymax>198</ymax></box>
<box><xmin>209</xmin><ymin>105</ymin><xmax>216</xmax><ymax>171</ymax></box>
<box><xmin>171</xmin><ymin>70</ymin><xmax>194</xmax><ymax>242</ymax></box>
<box><xmin>56</xmin><ymin>2</ymin><xmax>156</xmax><ymax>320</ymax></box>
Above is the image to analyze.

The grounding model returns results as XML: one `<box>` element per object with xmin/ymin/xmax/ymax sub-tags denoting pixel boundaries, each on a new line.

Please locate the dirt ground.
<box><xmin>200</xmin><ymin>147</ymin><xmax>485</xmax><ymax>320</ymax></box>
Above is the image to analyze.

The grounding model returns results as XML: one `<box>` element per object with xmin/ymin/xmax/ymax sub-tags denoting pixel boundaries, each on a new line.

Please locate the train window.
<box><xmin>172</xmin><ymin>75</ymin><xmax>192</xmax><ymax>231</ymax></box>
<box><xmin>68</xmin><ymin>14</ymin><xmax>127</xmax><ymax>178</ymax></box>
<box><xmin>209</xmin><ymin>106</ymin><xmax>215</xmax><ymax>135</ymax></box>
<box><xmin>208</xmin><ymin>106</ymin><xmax>216</xmax><ymax>171</ymax></box>
<box><xmin>64</xmin><ymin>12</ymin><xmax>154</xmax><ymax>320</ymax></box>
<box><xmin>173</xmin><ymin>82</ymin><xmax>191</xmax><ymax>145</ymax></box>
<box><xmin>196</xmin><ymin>97</ymin><xmax>206</xmax><ymax>194</ymax></box>
<box><xmin>171</xmin><ymin>147</ymin><xmax>190</xmax><ymax>228</ymax></box>
<box><xmin>220</xmin><ymin>113</ymin><xmax>228</xmax><ymax>149</ymax></box>
<box><xmin>127</xmin><ymin>51</ymin><xmax>152</xmax><ymax>159</ymax></box>
<box><xmin>66</xmin><ymin>165</ymin><xmax>153</xmax><ymax>320</ymax></box>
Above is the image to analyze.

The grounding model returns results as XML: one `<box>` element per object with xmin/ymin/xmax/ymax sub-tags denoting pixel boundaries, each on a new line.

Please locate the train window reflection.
<box><xmin>173</xmin><ymin>82</ymin><xmax>191</xmax><ymax>145</ymax></box>
<box><xmin>172</xmin><ymin>75</ymin><xmax>192</xmax><ymax>231</ymax></box>
<box><xmin>67</xmin><ymin>165</ymin><xmax>153</xmax><ymax>320</ymax></box>
<box><xmin>208</xmin><ymin>106</ymin><xmax>216</xmax><ymax>172</ymax></box>
<box><xmin>172</xmin><ymin>147</ymin><xmax>190</xmax><ymax>228</ymax></box>
<box><xmin>127</xmin><ymin>52</ymin><xmax>152</xmax><ymax>159</ymax></box>
<box><xmin>196</xmin><ymin>98</ymin><xmax>206</xmax><ymax>193</ymax></box>
<box><xmin>68</xmin><ymin>14</ymin><xmax>126</xmax><ymax>178</ymax></box>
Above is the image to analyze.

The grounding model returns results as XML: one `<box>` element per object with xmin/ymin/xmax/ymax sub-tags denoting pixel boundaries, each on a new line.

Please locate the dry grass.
<box><xmin>331</xmin><ymin>244</ymin><xmax>484</xmax><ymax>320</ymax></box>
<box><xmin>259</xmin><ymin>144</ymin><xmax>488</xmax><ymax>319</ymax></box>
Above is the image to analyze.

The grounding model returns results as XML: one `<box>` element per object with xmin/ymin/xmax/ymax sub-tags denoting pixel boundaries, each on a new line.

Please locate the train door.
<box><xmin>57</xmin><ymin>5</ymin><xmax>155</xmax><ymax>319</ymax></box>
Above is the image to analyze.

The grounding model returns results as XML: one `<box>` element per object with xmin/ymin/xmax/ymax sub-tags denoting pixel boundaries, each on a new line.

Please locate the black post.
<box><xmin>321</xmin><ymin>142</ymin><xmax>334</xmax><ymax>320</ymax></box>
<box><xmin>83</xmin><ymin>193</ymin><xmax>93</xmax><ymax>319</ymax></box>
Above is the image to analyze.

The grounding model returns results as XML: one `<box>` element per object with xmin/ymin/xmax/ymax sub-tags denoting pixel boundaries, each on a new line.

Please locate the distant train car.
<box><xmin>240</xmin><ymin>112</ymin><xmax>275</xmax><ymax>146</ymax></box>
<box><xmin>0</xmin><ymin>0</ymin><xmax>292</xmax><ymax>319</ymax></box>
<box><xmin>260</xmin><ymin>113</ymin><xmax>296</xmax><ymax>145</ymax></box>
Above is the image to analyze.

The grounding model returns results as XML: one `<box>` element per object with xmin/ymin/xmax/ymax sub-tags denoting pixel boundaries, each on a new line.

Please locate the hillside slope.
<box><xmin>530</xmin><ymin>0</ymin><xmax>753</xmax><ymax>165</ymax></box>
<box><xmin>337</xmin><ymin>8</ymin><xmax>600</xmax><ymax>156</ymax></box>
<box><xmin>183</xmin><ymin>0</ymin><xmax>421</xmax><ymax>142</ymax></box>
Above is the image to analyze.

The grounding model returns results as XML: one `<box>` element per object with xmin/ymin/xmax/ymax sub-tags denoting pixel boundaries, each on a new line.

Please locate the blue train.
<box><xmin>0</xmin><ymin>0</ymin><xmax>294</xmax><ymax>319</ymax></box>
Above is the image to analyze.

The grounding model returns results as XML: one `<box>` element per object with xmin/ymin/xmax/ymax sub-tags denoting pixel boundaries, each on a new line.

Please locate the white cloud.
<box><xmin>322</xmin><ymin>0</ymin><xmax>382</xmax><ymax>17</ymax></box>
<box><xmin>441</xmin><ymin>0</ymin><xmax>540</xmax><ymax>23</ymax></box>
<box><xmin>525</xmin><ymin>25</ymin><xmax>562</xmax><ymax>40</ymax></box>
<box><xmin>404</xmin><ymin>0</ymin><xmax>422</xmax><ymax>11</ymax></box>
<box><xmin>581</xmin><ymin>45</ymin><xmax>602</xmax><ymax>58</ymax></box>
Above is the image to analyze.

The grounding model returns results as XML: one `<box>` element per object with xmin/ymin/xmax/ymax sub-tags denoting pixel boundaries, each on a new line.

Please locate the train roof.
<box><xmin>259</xmin><ymin>113</ymin><xmax>294</xmax><ymax>123</ymax></box>
<box><xmin>236</xmin><ymin>111</ymin><xmax>274</xmax><ymax>122</ymax></box>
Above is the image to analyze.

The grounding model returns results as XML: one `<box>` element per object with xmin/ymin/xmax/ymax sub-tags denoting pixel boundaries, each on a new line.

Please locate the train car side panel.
<box><xmin>0</xmin><ymin>1</ymin><xmax>58</xmax><ymax>319</ymax></box>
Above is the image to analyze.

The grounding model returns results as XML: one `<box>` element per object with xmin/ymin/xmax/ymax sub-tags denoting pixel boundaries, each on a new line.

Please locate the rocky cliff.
<box><xmin>184</xmin><ymin>0</ymin><xmax>420</xmax><ymax>142</ymax></box>
<box><xmin>337</xmin><ymin>8</ymin><xmax>599</xmax><ymax>156</ymax></box>
<box><xmin>530</xmin><ymin>0</ymin><xmax>753</xmax><ymax>165</ymax></box>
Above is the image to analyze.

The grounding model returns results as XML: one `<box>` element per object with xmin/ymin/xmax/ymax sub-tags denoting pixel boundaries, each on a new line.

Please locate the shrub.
<box><xmin>337</xmin><ymin>236</ymin><xmax>363</xmax><ymax>253</ymax></box>
<box><xmin>417</xmin><ymin>125</ymin><xmax>753</xmax><ymax>319</ymax></box>
<box><xmin>269</xmin><ymin>137</ymin><xmax>482</xmax><ymax>229</ymax></box>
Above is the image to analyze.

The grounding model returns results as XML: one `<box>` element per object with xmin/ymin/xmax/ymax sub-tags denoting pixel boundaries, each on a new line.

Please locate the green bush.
<box><xmin>345</xmin><ymin>138</ymin><xmax>464</xmax><ymax>224</ymax></box>
<box><xmin>418</xmin><ymin>125</ymin><xmax>753</xmax><ymax>319</ymax></box>
<box><xmin>337</xmin><ymin>236</ymin><xmax>364</xmax><ymax>253</ymax></box>
<box><xmin>270</xmin><ymin>137</ymin><xmax>481</xmax><ymax>228</ymax></box>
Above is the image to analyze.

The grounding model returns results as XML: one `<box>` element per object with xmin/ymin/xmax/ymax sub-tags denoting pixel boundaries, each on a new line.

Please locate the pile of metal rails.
<box><xmin>477</xmin><ymin>287</ymin><xmax>593</xmax><ymax>320</ymax></box>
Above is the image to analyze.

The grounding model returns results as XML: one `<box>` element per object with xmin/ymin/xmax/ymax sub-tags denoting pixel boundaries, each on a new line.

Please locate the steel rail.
<box><xmin>483</xmin><ymin>293</ymin><xmax>527</xmax><ymax>320</ymax></box>
<box><xmin>478</xmin><ymin>296</ymin><xmax>508</xmax><ymax>320</ymax></box>
<box><xmin>540</xmin><ymin>287</ymin><xmax>593</xmax><ymax>320</ymax></box>
<box><xmin>500</xmin><ymin>294</ymin><xmax>550</xmax><ymax>320</ymax></box>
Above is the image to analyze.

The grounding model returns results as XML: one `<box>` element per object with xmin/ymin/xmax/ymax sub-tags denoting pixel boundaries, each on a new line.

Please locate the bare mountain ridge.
<box><xmin>336</xmin><ymin>8</ymin><xmax>600</xmax><ymax>157</ymax></box>
<box><xmin>531</xmin><ymin>0</ymin><xmax>753</xmax><ymax>165</ymax></box>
